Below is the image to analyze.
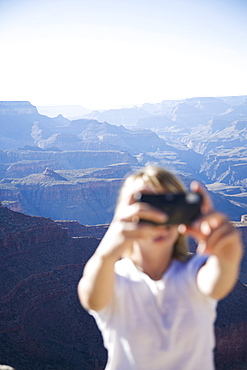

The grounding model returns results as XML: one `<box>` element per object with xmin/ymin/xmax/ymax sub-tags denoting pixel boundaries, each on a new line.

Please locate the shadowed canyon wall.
<box><xmin>0</xmin><ymin>205</ymin><xmax>247</xmax><ymax>369</ymax></box>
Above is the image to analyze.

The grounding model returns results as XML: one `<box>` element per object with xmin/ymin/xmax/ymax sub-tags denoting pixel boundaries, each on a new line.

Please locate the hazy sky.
<box><xmin>0</xmin><ymin>0</ymin><xmax>247</xmax><ymax>110</ymax></box>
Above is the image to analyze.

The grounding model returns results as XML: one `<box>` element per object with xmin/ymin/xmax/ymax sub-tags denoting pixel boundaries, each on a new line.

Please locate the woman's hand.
<box><xmin>102</xmin><ymin>193</ymin><xmax>168</xmax><ymax>260</ymax></box>
<box><xmin>179</xmin><ymin>181</ymin><xmax>243</xmax><ymax>299</ymax></box>
<box><xmin>179</xmin><ymin>181</ymin><xmax>242</xmax><ymax>263</ymax></box>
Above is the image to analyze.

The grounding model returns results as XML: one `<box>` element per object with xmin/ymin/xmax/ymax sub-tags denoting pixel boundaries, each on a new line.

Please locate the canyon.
<box><xmin>0</xmin><ymin>99</ymin><xmax>247</xmax><ymax>224</ymax></box>
<box><xmin>0</xmin><ymin>98</ymin><xmax>247</xmax><ymax>368</ymax></box>
<box><xmin>0</xmin><ymin>204</ymin><xmax>246</xmax><ymax>369</ymax></box>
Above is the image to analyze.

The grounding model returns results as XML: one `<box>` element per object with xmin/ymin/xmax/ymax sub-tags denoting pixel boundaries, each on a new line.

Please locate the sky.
<box><xmin>0</xmin><ymin>0</ymin><xmax>247</xmax><ymax>110</ymax></box>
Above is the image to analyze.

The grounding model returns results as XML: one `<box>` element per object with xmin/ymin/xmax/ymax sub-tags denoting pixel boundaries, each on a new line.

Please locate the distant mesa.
<box><xmin>38</xmin><ymin>133</ymin><xmax>82</xmax><ymax>150</ymax></box>
<box><xmin>20</xmin><ymin>145</ymin><xmax>45</xmax><ymax>151</ymax></box>
<box><xmin>0</xmin><ymin>101</ymin><xmax>38</xmax><ymax>116</ymax></box>
<box><xmin>164</xmin><ymin>102</ymin><xmax>211</xmax><ymax>126</ymax></box>
<box><xmin>184</xmin><ymin>96</ymin><xmax>230</xmax><ymax>115</ymax></box>
<box><xmin>83</xmin><ymin>106</ymin><xmax>150</xmax><ymax>127</ymax></box>
<box><xmin>41</xmin><ymin>167</ymin><xmax>67</xmax><ymax>181</ymax></box>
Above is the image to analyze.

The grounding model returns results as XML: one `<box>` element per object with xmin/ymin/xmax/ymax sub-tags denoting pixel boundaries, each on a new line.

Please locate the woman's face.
<box><xmin>137</xmin><ymin>223</ymin><xmax>179</xmax><ymax>252</ymax></box>
<box><xmin>128</xmin><ymin>177</ymin><xmax>180</xmax><ymax>252</ymax></box>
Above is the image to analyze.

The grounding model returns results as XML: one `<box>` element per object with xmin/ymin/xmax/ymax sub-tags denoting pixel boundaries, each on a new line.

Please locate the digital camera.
<box><xmin>134</xmin><ymin>192</ymin><xmax>202</xmax><ymax>225</ymax></box>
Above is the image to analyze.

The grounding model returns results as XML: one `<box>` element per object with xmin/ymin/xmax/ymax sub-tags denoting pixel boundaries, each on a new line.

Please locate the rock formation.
<box><xmin>0</xmin><ymin>99</ymin><xmax>247</xmax><ymax>368</ymax></box>
<box><xmin>0</xmin><ymin>204</ymin><xmax>246</xmax><ymax>369</ymax></box>
<box><xmin>1</xmin><ymin>99</ymin><xmax>247</xmax><ymax>225</ymax></box>
<box><xmin>0</xmin><ymin>203</ymin><xmax>107</xmax><ymax>369</ymax></box>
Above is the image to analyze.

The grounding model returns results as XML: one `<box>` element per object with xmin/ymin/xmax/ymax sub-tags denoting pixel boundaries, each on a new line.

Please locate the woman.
<box><xmin>78</xmin><ymin>166</ymin><xmax>243</xmax><ymax>370</ymax></box>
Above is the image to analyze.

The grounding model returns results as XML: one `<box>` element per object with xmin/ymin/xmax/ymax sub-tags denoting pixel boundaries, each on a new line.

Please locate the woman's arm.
<box><xmin>180</xmin><ymin>181</ymin><xmax>243</xmax><ymax>300</ymax></box>
<box><xmin>195</xmin><ymin>212</ymin><xmax>243</xmax><ymax>300</ymax></box>
<box><xmin>77</xmin><ymin>234</ymin><xmax>118</xmax><ymax>312</ymax></box>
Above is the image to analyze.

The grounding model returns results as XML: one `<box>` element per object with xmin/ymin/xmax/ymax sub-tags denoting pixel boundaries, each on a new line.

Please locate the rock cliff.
<box><xmin>0</xmin><ymin>168</ymin><xmax>123</xmax><ymax>224</ymax></box>
<box><xmin>0</xmin><ymin>204</ymin><xmax>107</xmax><ymax>369</ymax></box>
<box><xmin>0</xmin><ymin>205</ymin><xmax>246</xmax><ymax>369</ymax></box>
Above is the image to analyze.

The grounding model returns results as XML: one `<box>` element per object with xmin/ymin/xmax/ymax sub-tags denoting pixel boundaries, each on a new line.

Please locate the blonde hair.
<box><xmin>117</xmin><ymin>166</ymin><xmax>190</xmax><ymax>262</ymax></box>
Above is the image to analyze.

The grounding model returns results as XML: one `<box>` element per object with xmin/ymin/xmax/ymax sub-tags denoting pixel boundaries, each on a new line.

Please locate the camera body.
<box><xmin>134</xmin><ymin>192</ymin><xmax>202</xmax><ymax>225</ymax></box>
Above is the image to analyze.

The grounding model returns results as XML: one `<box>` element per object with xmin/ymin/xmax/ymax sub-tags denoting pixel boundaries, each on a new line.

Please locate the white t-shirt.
<box><xmin>90</xmin><ymin>255</ymin><xmax>217</xmax><ymax>370</ymax></box>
